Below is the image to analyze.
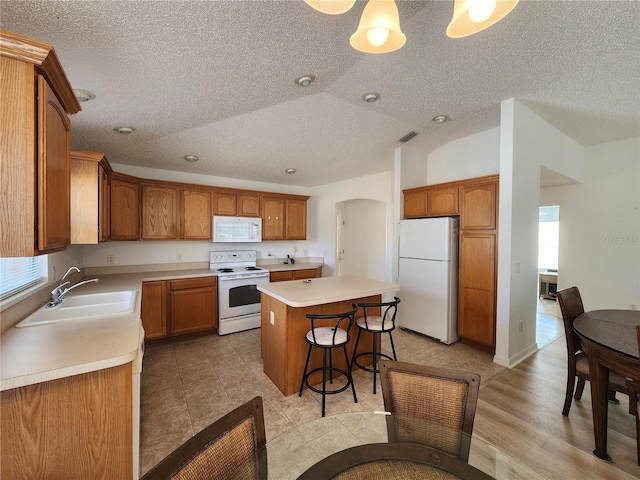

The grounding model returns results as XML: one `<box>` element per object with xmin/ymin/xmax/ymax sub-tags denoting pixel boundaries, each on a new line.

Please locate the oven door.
<box><xmin>218</xmin><ymin>274</ymin><xmax>269</xmax><ymax>320</ymax></box>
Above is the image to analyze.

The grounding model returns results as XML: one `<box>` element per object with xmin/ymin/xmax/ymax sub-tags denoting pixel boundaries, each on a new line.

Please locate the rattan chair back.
<box><xmin>141</xmin><ymin>396</ymin><xmax>266</xmax><ymax>480</ymax></box>
<box><xmin>380</xmin><ymin>361</ymin><xmax>480</xmax><ymax>461</ymax></box>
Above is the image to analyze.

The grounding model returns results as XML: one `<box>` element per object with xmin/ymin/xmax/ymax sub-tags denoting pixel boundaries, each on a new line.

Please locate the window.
<box><xmin>0</xmin><ymin>256</ymin><xmax>48</xmax><ymax>300</ymax></box>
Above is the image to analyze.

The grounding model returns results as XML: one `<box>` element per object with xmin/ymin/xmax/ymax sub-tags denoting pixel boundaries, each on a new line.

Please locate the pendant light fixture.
<box><xmin>446</xmin><ymin>0</ymin><xmax>519</xmax><ymax>38</ymax></box>
<box><xmin>350</xmin><ymin>0</ymin><xmax>406</xmax><ymax>54</ymax></box>
<box><xmin>304</xmin><ymin>0</ymin><xmax>356</xmax><ymax>15</ymax></box>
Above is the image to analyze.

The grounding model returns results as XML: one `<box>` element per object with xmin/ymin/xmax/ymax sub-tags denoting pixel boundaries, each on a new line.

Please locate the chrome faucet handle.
<box><xmin>60</xmin><ymin>266</ymin><xmax>80</xmax><ymax>283</ymax></box>
<box><xmin>51</xmin><ymin>280</ymin><xmax>70</xmax><ymax>295</ymax></box>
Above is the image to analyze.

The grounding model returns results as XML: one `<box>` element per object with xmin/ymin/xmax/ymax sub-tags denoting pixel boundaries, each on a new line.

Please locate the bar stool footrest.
<box><xmin>304</xmin><ymin>367</ymin><xmax>353</xmax><ymax>395</ymax></box>
<box><xmin>353</xmin><ymin>351</ymin><xmax>394</xmax><ymax>373</ymax></box>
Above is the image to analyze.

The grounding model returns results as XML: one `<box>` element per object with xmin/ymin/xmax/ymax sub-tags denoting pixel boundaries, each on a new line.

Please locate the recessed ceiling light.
<box><xmin>362</xmin><ymin>92</ymin><xmax>380</xmax><ymax>103</ymax></box>
<box><xmin>295</xmin><ymin>75</ymin><xmax>315</xmax><ymax>87</ymax></box>
<box><xmin>432</xmin><ymin>115</ymin><xmax>448</xmax><ymax>123</ymax></box>
<box><xmin>285</xmin><ymin>168</ymin><xmax>297</xmax><ymax>174</ymax></box>
<box><xmin>183</xmin><ymin>155</ymin><xmax>199</xmax><ymax>163</ymax></box>
<box><xmin>74</xmin><ymin>89</ymin><xmax>96</xmax><ymax>102</ymax></box>
<box><xmin>113</xmin><ymin>126</ymin><xmax>136</xmax><ymax>134</ymax></box>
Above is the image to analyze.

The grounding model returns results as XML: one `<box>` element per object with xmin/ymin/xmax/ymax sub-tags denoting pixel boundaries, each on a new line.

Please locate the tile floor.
<box><xmin>140</xmin><ymin>300</ymin><xmax>562</xmax><ymax>477</ymax></box>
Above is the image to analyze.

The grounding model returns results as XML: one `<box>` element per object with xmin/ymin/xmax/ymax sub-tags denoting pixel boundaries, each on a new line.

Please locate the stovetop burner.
<box><xmin>217</xmin><ymin>268</ymin><xmax>234</xmax><ymax>273</ymax></box>
<box><xmin>245</xmin><ymin>266</ymin><xmax>261</xmax><ymax>271</ymax></box>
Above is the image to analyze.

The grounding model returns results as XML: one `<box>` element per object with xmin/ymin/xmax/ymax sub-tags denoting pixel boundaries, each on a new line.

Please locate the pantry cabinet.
<box><xmin>0</xmin><ymin>30</ymin><xmax>80</xmax><ymax>257</ymax></box>
<box><xmin>142</xmin><ymin>186</ymin><xmax>179</xmax><ymax>240</ymax></box>
<box><xmin>460</xmin><ymin>181</ymin><xmax>497</xmax><ymax>230</ymax></box>
<box><xmin>181</xmin><ymin>190</ymin><xmax>211</xmax><ymax>240</ymax></box>
<box><xmin>110</xmin><ymin>178</ymin><xmax>140</xmax><ymax>240</ymax></box>
<box><xmin>70</xmin><ymin>149</ymin><xmax>111</xmax><ymax>244</ymax></box>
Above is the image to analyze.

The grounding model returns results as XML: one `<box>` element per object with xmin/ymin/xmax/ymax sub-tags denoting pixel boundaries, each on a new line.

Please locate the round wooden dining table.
<box><xmin>573</xmin><ymin>309</ymin><xmax>640</xmax><ymax>462</ymax></box>
<box><xmin>265</xmin><ymin>411</ymin><xmax>548</xmax><ymax>479</ymax></box>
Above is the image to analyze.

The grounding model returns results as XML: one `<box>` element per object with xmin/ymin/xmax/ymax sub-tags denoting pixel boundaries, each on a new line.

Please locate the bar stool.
<box><xmin>298</xmin><ymin>305</ymin><xmax>358</xmax><ymax>417</ymax></box>
<box><xmin>351</xmin><ymin>297</ymin><xmax>401</xmax><ymax>394</ymax></box>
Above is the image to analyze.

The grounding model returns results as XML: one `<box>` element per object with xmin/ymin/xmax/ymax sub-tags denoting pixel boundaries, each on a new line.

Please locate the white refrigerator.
<box><xmin>397</xmin><ymin>217</ymin><xmax>459</xmax><ymax>344</ymax></box>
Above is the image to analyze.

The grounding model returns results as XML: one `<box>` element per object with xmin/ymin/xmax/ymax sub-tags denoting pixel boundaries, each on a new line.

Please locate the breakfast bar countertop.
<box><xmin>257</xmin><ymin>275</ymin><xmax>400</xmax><ymax>308</ymax></box>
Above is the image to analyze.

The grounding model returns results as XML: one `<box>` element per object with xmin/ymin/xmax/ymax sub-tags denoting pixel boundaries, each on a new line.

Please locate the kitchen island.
<box><xmin>258</xmin><ymin>275</ymin><xmax>400</xmax><ymax>396</ymax></box>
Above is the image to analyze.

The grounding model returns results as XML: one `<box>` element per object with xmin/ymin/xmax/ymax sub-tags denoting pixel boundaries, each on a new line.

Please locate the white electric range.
<box><xmin>210</xmin><ymin>250</ymin><xmax>270</xmax><ymax>335</ymax></box>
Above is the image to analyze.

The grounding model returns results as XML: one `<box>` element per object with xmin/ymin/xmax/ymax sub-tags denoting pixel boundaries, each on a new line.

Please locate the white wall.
<box><xmin>496</xmin><ymin>99</ymin><xmax>584</xmax><ymax>367</ymax></box>
<box><xmin>341</xmin><ymin>199</ymin><xmax>386</xmax><ymax>281</ymax></box>
<box><xmin>541</xmin><ymin>137</ymin><xmax>640</xmax><ymax>310</ymax></box>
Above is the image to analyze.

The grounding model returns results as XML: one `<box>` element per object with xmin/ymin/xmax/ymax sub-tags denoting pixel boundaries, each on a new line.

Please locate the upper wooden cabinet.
<box><xmin>403</xmin><ymin>185</ymin><xmax>458</xmax><ymax>218</ymax></box>
<box><xmin>285</xmin><ymin>199</ymin><xmax>307</xmax><ymax>240</ymax></box>
<box><xmin>142</xmin><ymin>186</ymin><xmax>179</xmax><ymax>240</ymax></box>
<box><xmin>70</xmin><ymin>149</ymin><xmax>111</xmax><ymax>244</ymax></box>
<box><xmin>212</xmin><ymin>192</ymin><xmax>237</xmax><ymax>216</ymax></box>
<box><xmin>181</xmin><ymin>190</ymin><xmax>211</xmax><ymax>240</ymax></box>
<box><xmin>404</xmin><ymin>190</ymin><xmax>427</xmax><ymax>218</ymax></box>
<box><xmin>1</xmin><ymin>30</ymin><xmax>80</xmax><ymax>257</ymax></box>
<box><xmin>110</xmin><ymin>178</ymin><xmax>140</xmax><ymax>241</ymax></box>
<box><xmin>239</xmin><ymin>194</ymin><xmax>261</xmax><ymax>217</ymax></box>
<box><xmin>262</xmin><ymin>197</ymin><xmax>285</xmax><ymax>240</ymax></box>
<box><xmin>460</xmin><ymin>181</ymin><xmax>497</xmax><ymax>230</ymax></box>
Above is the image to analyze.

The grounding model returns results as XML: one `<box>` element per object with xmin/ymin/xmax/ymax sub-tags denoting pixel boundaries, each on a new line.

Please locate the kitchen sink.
<box><xmin>16</xmin><ymin>290</ymin><xmax>137</xmax><ymax>327</ymax></box>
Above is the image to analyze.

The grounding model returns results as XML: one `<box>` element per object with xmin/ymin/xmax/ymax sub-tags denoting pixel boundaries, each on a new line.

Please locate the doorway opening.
<box><xmin>537</xmin><ymin>205</ymin><xmax>562</xmax><ymax>346</ymax></box>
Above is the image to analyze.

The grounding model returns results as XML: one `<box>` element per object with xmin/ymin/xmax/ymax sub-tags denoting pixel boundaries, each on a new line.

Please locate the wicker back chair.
<box><xmin>626</xmin><ymin>325</ymin><xmax>640</xmax><ymax>466</ymax></box>
<box><xmin>379</xmin><ymin>361</ymin><xmax>480</xmax><ymax>461</ymax></box>
<box><xmin>141</xmin><ymin>396</ymin><xmax>266</xmax><ymax>480</ymax></box>
<box><xmin>556</xmin><ymin>286</ymin><xmax>628</xmax><ymax>416</ymax></box>
<box><xmin>297</xmin><ymin>441</ymin><xmax>493</xmax><ymax>480</ymax></box>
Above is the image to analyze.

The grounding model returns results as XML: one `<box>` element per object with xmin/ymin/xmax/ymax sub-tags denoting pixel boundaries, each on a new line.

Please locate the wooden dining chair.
<box><xmin>141</xmin><ymin>396</ymin><xmax>267</xmax><ymax>480</ymax></box>
<box><xmin>556</xmin><ymin>286</ymin><xmax>629</xmax><ymax>416</ymax></box>
<box><xmin>379</xmin><ymin>360</ymin><xmax>481</xmax><ymax>461</ymax></box>
<box><xmin>626</xmin><ymin>324</ymin><xmax>640</xmax><ymax>466</ymax></box>
<box><xmin>297</xmin><ymin>442</ymin><xmax>494</xmax><ymax>480</ymax></box>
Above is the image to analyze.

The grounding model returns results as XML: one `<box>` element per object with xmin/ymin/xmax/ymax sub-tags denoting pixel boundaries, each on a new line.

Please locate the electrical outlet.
<box><xmin>269</xmin><ymin>311</ymin><xmax>275</xmax><ymax>325</ymax></box>
<box><xmin>52</xmin><ymin>266</ymin><xmax>57</xmax><ymax>280</ymax></box>
<box><xmin>293</xmin><ymin>246</ymin><xmax>298</xmax><ymax>253</ymax></box>
<box><xmin>519</xmin><ymin>321</ymin><xmax>524</xmax><ymax>332</ymax></box>
<box><xmin>177</xmin><ymin>253</ymin><xmax>183</xmax><ymax>262</ymax></box>
<box><xmin>107</xmin><ymin>255</ymin><xmax>115</xmax><ymax>265</ymax></box>
<box><xmin>515</xmin><ymin>262</ymin><xmax>521</xmax><ymax>274</ymax></box>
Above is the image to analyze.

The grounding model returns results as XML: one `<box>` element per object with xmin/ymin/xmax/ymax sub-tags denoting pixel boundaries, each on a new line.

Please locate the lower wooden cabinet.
<box><xmin>269</xmin><ymin>267</ymin><xmax>322</xmax><ymax>283</ymax></box>
<box><xmin>170</xmin><ymin>277</ymin><xmax>217</xmax><ymax>335</ymax></box>
<box><xmin>142</xmin><ymin>276</ymin><xmax>217</xmax><ymax>340</ymax></box>
<box><xmin>141</xmin><ymin>281</ymin><xmax>168</xmax><ymax>339</ymax></box>
<box><xmin>1</xmin><ymin>364</ymin><xmax>132</xmax><ymax>479</ymax></box>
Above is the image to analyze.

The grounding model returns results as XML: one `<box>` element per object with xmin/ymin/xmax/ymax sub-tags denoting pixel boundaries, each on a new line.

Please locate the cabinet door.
<box><xmin>141</xmin><ymin>281</ymin><xmax>167</xmax><ymax>340</ymax></box>
<box><xmin>285</xmin><ymin>199</ymin><xmax>307</xmax><ymax>240</ymax></box>
<box><xmin>37</xmin><ymin>76</ymin><xmax>71</xmax><ymax>251</ymax></box>
<box><xmin>262</xmin><ymin>197</ymin><xmax>284</xmax><ymax>240</ymax></box>
<box><xmin>170</xmin><ymin>277</ymin><xmax>217</xmax><ymax>335</ymax></box>
<box><xmin>239</xmin><ymin>195</ymin><xmax>261</xmax><ymax>217</ymax></box>
<box><xmin>458</xmin><ymin>232</ymin><xmax>496</xmax><ymax>349</ymax></box>
<box><xmin>181</xmin><ymin>190</ymin><xmax>211</xmax><ymax>240</ymax></box>
<box><xmin>404</xmin><ymin>191</ymin><xmax>427</xmax><ymax>218</ymax></box>
<box><xmin>213</xmin><ymin>192</ymin><xmax>237</xmax><ymax>216</ymax></box>
<box><xmin>270</xmin><ymin>271</ymin><xmax>293</xmax><ymax>282</ymax></box>
<box><xmin>427</xmin><ymin>187</ymin><xmax>459</xmax><ymax>216</ymax></box>
<box><xmin>292</xmin><ymin>268</ymin><xmax>318</xmax><ymax>280</ymax></box>
<box><xmin>460</xmin><ymin>182</ymin><xmax>497</xmax><ymax>230</ymax></box>
<box><xmin>110</xmin><ymin>179</ymin><xmax>140</xmax><ymax>240</ymax></box>
<box><xmin>70</xmin><ymin>156</ymin><xmax>98</xmax><ymax>244</ymax></box>
<box><xmin>98</xmin><ymin>165</ymin><xmax>110</xmax><ymax>242</ymax></box>
<box><xmin>142</xmin><ymin>186</ymin><xmax>178</xmax><ymax>240</ymax></box>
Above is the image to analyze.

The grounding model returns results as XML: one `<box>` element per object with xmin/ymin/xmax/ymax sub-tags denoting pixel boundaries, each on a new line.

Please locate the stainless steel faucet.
<box><xmin>47</xmin><ymin>267</ymin><xmax>99</xmax><ymax>307</ymax></box>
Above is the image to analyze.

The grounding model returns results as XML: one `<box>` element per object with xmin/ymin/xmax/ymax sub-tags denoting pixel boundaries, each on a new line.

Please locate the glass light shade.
<box><xmin>446</xmin><ymin>0</ymin><xmax>519</xmax><ymax>38</ymax></box>
<box><xmin>304</xmin><ymin>0</ymin><xmax>356</xmax><ymax>15</ymax></box>
<box><xmin>350</xmin><ymin>0</ymin><xmax>406</xmax><ymax>54</ymax></box>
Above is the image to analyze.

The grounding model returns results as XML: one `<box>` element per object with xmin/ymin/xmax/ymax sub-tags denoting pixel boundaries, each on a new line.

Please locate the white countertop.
<box><xmin>0</xmin><ymin>269</ymin><xmax>218</xmax><ymax>391</ymax></box>
<box><xmin>257</xmin><ymin>275</ymin><xmax>400</xmax><ymax>308</ymax></box>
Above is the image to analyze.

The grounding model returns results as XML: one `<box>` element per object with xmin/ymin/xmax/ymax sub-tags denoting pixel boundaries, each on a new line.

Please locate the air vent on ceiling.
<box><xmin>398</xmin><ymin>131</ymin><xmax>418</xmax><ymax>143</ymax></box>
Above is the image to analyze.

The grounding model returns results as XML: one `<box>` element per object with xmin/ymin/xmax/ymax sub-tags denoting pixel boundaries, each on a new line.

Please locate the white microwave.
<box><xmin>212</xmin><ymin>216</ymin><xmax>262</xmax><ymax>243</ymax></box>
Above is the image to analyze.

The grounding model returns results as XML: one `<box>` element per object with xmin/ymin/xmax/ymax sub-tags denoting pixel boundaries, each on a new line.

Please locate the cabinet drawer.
<box><xmin>170</xmin><ymin>276</ymin><xmax>217</xmax><ymax>291</ymax></box>
<box><xmin>270</xmin><ymin>271</ymin><xmax>293</xmax><ymax>282</ymax></box>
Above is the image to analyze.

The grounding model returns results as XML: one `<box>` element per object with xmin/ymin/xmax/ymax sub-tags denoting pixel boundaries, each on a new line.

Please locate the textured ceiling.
<box><xmin>2</xmin><ymin>1</ymin><xmax>639</xmax><ymax>187</ymax></box>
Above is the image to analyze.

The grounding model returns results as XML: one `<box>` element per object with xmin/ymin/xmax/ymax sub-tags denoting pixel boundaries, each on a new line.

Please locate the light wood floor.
<box><xmin>140</xmin><ymin>304</ymin><xmax>639</xmax><ymax>478</ymax></box>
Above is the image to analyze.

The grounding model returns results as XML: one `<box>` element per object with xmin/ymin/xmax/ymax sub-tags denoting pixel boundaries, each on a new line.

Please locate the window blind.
<box><xmin>0</xmin><ymin>256</ymin><xmax>48</xmax><ymax>300</ymax></box>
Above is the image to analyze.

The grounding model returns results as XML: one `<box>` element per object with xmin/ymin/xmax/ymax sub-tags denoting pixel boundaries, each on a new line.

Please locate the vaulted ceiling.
<box><xmin>2</xmin><ymin>1</ymin><xmax>639</xmax><ymax>187</ymax></box>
